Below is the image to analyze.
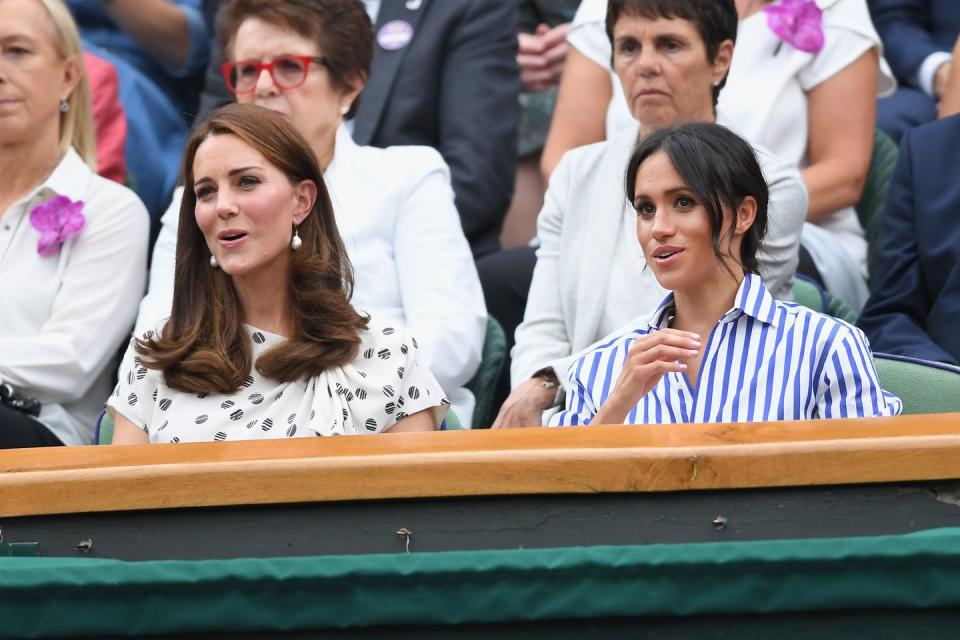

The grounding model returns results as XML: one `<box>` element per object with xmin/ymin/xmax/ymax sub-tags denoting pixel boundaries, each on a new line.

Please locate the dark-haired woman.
<box><xmin>137</xmin><ymin>0</ymin><xmax>485</xmax><ymax>425</ymax></box>
<box><xmin>551</xmin><ymin>123</ymin><xmax>900</xmax><ymax>426</ymax></box>
<box><xmin>108</xmin><ymin>104</ymin><xmax>447</xmax><ymax>444</ymax></box>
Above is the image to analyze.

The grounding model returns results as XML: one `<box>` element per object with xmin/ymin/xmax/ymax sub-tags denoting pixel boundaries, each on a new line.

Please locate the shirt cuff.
<box><xmin>915</xmin><ymin>51</ymin><xmax>952</xmax><ymax>97</ymax></box>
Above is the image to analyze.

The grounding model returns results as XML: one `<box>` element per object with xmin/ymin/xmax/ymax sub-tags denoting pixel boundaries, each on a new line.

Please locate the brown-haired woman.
<box><xmin>108</xmin><ymin>104</ymin><xmax>447</xmax><ymax>444</ymax></box>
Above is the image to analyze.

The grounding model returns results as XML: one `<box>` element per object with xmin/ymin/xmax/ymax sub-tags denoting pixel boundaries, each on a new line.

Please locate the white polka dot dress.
<box><xmin>107</xmin><ymin>317</ymin><xmax>449</xmax><ymax>443</ymax></box>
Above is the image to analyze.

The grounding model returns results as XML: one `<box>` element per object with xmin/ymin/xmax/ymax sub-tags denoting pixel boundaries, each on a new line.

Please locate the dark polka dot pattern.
<box><xmin>252</xmin><ymin>332</ymin><xmax>266</xmax><ymax>344</ymax></box>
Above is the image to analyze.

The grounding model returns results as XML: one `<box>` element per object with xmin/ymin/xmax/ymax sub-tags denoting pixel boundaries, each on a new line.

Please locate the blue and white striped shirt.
<box><xmin>550</xmin><ymin>274</ymin><xmax>902</xmax><ymax>426</ymax></box>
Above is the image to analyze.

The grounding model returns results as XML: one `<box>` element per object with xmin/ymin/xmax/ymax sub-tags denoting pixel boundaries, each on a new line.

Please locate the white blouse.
<box><xmin>138</xmin><ymin>127</ymin><xmax>486</xmax><ymax>426</ymax></box>
<box><xmin>108</xmin><ymin>316</ymin><xmax>448</xmax><ymax>443</ymax></box>
<box><xmin>0</xmin><ymin>149</ymin><xmax>149</xmax><ymax>445</ymax></box>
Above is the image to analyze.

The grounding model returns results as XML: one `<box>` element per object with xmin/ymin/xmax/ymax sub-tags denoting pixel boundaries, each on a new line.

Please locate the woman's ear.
<box><xmin>712</xmin><ymin>39</ymin><xmax>734</xmax><ymax>86</ymax></box>
<box><xmin>339</xmin><ymin>73</ymin><xmax>367</xmax><ymax>116</ymax></box>
<box><xmin>292</xmin><ymin>180</ymin><xmax>318</xmax><ymax>225</ymax></box>
<box><xmin>59</xmin><ymin>55</ymin><xmax>82</xmax><ymax>101</ymax></box>
<box><xmin>734</xmin><ymin>195</ymin><xmax>758</xmax><ymax>236</ymax></box>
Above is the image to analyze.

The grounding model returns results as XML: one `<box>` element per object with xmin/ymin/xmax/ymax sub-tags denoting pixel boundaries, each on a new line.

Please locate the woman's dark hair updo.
<box><xmin>624</xmin><ymin>122</ymin><xmax>769</xmax><ymax>275</ymax></box>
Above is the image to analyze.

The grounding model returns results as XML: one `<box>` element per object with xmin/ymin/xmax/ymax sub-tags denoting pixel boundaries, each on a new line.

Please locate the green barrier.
<box><xmin>4</xmin><ymin>528</ymin><xmax>960</xmax><ymax>637</ymax></box>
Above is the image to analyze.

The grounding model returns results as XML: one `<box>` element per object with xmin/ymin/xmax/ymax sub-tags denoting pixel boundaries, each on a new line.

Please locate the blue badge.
<box><xmin>377</xmin><ymin>20</ymin><xmax>414</xmax><ymax>51</ymax></box>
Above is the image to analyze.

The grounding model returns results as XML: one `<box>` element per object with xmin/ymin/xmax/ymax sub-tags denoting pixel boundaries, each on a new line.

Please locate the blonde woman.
<box><xmin>0</xmin><ymin>0</ymin><xmax>149</xmax><ymax>448</ymax></box>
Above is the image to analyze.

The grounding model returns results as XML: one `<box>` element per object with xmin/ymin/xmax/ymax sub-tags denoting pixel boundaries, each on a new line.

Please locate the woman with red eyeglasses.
<box><xmin>136</xmin><ymin>0</ymin><xmax>487</xmax><ymax>426</ymax></box>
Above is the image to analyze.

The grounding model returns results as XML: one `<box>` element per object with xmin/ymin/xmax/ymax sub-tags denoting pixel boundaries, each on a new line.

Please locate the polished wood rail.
<box><xmin>2</xmin><ymin>414</ymin><xmax>960</xmax><ymax>517</ymax></box>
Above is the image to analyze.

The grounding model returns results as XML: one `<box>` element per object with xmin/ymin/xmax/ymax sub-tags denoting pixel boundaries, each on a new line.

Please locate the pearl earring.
<box><xmin>339</xmin><ymin>104</ymin><xmax>349</xmax><ymax>116</ymax></box>
<box><xmin>60</xmin><ymin>98</ymin><xmax>70</xmax><ymax>113</ymax></box>
<box><xmin>290</xmin><ymin>226</ymin><xmax>302</xmax><ymax>251</ymax></box>
<box><xmin>209</xmin><ymin>254</ymin><xmax>218</xmax><ymax>268</ymax></box>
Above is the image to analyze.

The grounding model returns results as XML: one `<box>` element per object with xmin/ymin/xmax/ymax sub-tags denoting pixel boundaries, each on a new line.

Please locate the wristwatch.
<box><xmin>536</xmin><ymin>373</ymin><xmax>564</xmax><ymax>408</ymax></box>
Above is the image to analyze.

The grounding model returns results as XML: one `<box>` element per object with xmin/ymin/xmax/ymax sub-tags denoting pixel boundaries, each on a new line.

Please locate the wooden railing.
<box><xmin>2</xmin><ymin>414</ymin><xmax>960</xmax><ymax>517</ymax></box>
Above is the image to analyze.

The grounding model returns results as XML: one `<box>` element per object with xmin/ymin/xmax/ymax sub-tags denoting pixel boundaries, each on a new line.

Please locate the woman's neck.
<box><xmin>638</xmin><ymin>109</ymin><xmax>717</xmax><ymax>140</ymax></box>
<box><xmin>0</xmin><ymin>129</ymin><xmax>62</xmax><ymax>215</ymax></box>
<box><xmin>232</xmin><ymin>261</ymin><xmax>293</xmax><ymax>337</ymax></box>
<box><xmin>309</xmin><ymin>122</ymin><xmax>340</xmax><ymax>173</ymax></box>
<box><xmin>670</xmin><ymin>270</ymin><xmax>743</xmax><ymax>336</ymax></box>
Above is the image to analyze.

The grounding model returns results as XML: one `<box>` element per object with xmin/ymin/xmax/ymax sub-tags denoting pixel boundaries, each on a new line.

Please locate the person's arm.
<box><xmin>392</xmin><ymin>150</ymin><xmax>487</xmax><ymax>397</ymax></box>
<box><xmin>857</xmin><ymin>130</ymin><xmax>958</xmax><ymax>364</ymax></box>
<box><xmin>815</xmin><ymin>325</ymin><xmax>903</xmax><ymax>418</ymax></box>
<box><xmin>384</xmin><ymin>409</ymin><xmax>435</xmax><ymax>433</ymax></box>
<box><xmin>753</xmin><ymin>149</ymin><xmax>809</xmax><ymax>300</ymax></box>
<box><xmin>871</xmin><ymin>0</ymin><xmax>947</xmax><ymax>89</ymax></box>
<box><xmin>100</xmin><ymin>0</ymin><xmax>208</xmax><ymax>74</ymax></box>
<box><xmin>110</xmin><ymin>412</ymin><xmax>150</xmax><ymax>445</ymax></box>
<box><xmin>135</xmin><ymin>188</ymin><xmax>181</xmax><ymax>335</ymax></box>
<box><xmin>0</xmin><ymin>191</ymin><xmax>149</xmax><ymax>403</ymax></box>
<box><xmin>803</xmin><ymin>49</ymin><xmax>878</xmax><ymax>222</ymax></box>
<box><xmin>436</xmin><ymin>0</ymin><xmax>520</xmax><ymax>252</ymax></box>
<box><xmin>540</xmin><ymin>47</ymin><xmax>610</xmax><ymax>180</ymax></box>
<box><xmin>938</xmin><ymin>36</ymin><xmax>960</xmax><ymax>118</ymax></box>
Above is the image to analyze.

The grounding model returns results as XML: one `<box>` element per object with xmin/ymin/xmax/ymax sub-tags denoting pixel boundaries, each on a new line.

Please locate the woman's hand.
<box><xmin>491</xmin><ymin>376</ymin><xmax>558</xmax><ymax>428</ymax></box>
<box><xmin>592</xmin><ymin>329</ymin><xmax>699</xmax><ymax>425</ymax></box>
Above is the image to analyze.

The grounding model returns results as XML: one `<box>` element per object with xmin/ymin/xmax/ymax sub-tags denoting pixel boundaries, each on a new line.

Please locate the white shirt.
<box><xmin>363</xmin><ymin>0</ymin><xmax>380</xmax><ymax>23</ymax></box>
<box><xmin>137</xmin><ymin>127</ymin><xmax>486</xmax><ymax>426</ymax></box>
<box><xmin>0</xmin><ymin>149</ymin><xmax>149</xmax><ymax>445</ymax></box>
<box><xmin>109</xmin><ymin>316</ymin><xmax>447</xmax><ymax>443</ymax></box>
<box><xmin>552</xmin><ymin>273</ymin><xmax>902</xmax><ymax>426</ymax></box>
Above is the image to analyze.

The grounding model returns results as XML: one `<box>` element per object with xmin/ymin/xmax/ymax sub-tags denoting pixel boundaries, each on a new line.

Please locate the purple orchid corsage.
<box><xmin>763</xmin><ymin>0</ymin><xmax>824</xmax><ymax>55</ymax></box>
<box><xmin>29</xmin><ymin>195</ymin><xmax>86</xmax><ymax>255</ymax></box>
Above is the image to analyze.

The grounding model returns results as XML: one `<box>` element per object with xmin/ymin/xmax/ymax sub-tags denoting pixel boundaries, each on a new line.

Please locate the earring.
<box><xmin>209</xmin><ymin>254</ymin><xmax>218</xmax><ymax>268</ymax></box>
<box><xmin>59</xmin><ymin>98</ymin><xmax>70</xmax><ymax>113</ymax></box>
<box><xmin>339</xmin><ymin>104</ymin><xmax>350</xmax><ymax>116</ymax></box>
<box><xmin>290</xmin><ymin>226</ymin><xmax>303</xmax><ymax>251</ymax></box>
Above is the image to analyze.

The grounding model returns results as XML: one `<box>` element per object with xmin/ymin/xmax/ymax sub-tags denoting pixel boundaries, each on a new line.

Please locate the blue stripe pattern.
<box><xmin>549</xmin><ymin>274</ymin><xmax>902</xmax><ymax>426</ymax></box>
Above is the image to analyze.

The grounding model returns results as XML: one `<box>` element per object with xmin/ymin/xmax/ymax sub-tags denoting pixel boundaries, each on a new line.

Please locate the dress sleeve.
<box><xmin>106</xmin><ymin>334</ymin><xmax>162</xmax><ymax>432</ymax></box>
<box><xmin>567</xmin><ymin>0</ymin><xmax>612</xmax><ymax>69</ymax></box>
<box><xmin>798</xmin><ymin>0</ymin><xmax>895</xmax><ymax>94</ymax></box>
<box><xmin>350</xmin><ymin>324</ymin><xmax>450</xmax><ymax>431</ymax></box>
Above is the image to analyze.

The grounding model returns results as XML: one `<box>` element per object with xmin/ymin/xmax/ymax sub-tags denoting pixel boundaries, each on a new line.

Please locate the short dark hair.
<box><xmin>624</xmin><ymin>122</ymin><xmax>769</xmax><ymax>275</ymax></box>
<box><xmin>218</xmin><ymin>0</ymin><xmax>373</xmax><ymax>119</ymax></box>
<box><xmin>605</xmin><ymin>0</ymin><xmax>738</xmax><ymax>105</ymax></box>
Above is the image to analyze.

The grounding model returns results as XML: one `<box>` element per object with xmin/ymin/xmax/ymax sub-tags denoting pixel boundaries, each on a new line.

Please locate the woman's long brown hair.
<box><xmin>137</xmin><ymin>103</ymin><xmax>368</xmax><ymax>394</ymax></box>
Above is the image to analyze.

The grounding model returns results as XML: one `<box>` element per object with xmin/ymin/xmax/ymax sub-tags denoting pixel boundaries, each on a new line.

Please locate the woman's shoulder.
<box><xmin>82</xmin><ymin>168</ymin><xmax>149</xmax><ymax>227</ymax></box>
<box><xmin>353</xmin><ymin>142</ymin><xmax>450</xmax><ymax>178</ymax></box>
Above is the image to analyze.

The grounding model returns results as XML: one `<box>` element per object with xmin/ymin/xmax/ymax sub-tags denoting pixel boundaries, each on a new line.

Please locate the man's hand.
<box><xmin>935</xmin><ymin>60</ymin><xmax>952</xmax><ymax>99</ymax></box>
<box><xmin>517</xmin><ymin>23</ymin><xmax>571</xmax><ymax>92</ymax></box>
<box><xmin>491</xmin><ymin>375</ymin><xmax>557</xmax><ymax>428</ymax></box>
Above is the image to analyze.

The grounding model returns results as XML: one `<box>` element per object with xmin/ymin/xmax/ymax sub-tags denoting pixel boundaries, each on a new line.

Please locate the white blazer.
<box><xmin>138</xmin><ymin>127</ymin><xmax>486</xmax><ymax>425</ymax></box>
<box><xmin>511</xmin><ymin>133</ymin><xmax>809</xmax><ymax>388</ymax></box>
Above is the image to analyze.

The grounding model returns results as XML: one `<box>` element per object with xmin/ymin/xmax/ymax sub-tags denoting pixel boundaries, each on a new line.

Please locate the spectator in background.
<box><xmin>492</xmin><ymin>0</ymin><xmax>808</xmax><ymax>428</ymax></box>
<box><xmin>138</xmin><ymin>0</ymin><xmax>486</xmax><ymax>426</ymax></box>
<box><xmin>871</xmin><ymin>0</ymin><xmax>959</xmax><ymax>142</ymax></box>
<box><xmin>83</xmin><ymin>51</ymin><xmax>126</xmax><ymax>184</ymax></box>
<box><xmin>110</xmin><ymin>105</ymin><xmax>447</xmax><ymax>445</ymax></box>
<box><xmin>67</xmin><ymin>0</ymin><xmax>211</xmax><ymax>227</ymax></box>
<box><xmin>548</xmin><ymin>0</ymin><xmax>892</xmax><ymax>312</ymax></box>
<box><xmin>858</xmin><ymin>113</ymin><xmax>960</xmax><ymax>365</ymax></box>
<box><xmin>198</xmin><ymin>0</ymin><xmax>521</xmax><ymax>259</ymax></box>
<box><xmin>0</xmin><ymin>0</ymin><xmax>148</xmax><ymax>448</ymax></box>
<box><xmin>502</xmin><ymin>0</ymin><xmax>580</xmax><ymax>247</ymax></box>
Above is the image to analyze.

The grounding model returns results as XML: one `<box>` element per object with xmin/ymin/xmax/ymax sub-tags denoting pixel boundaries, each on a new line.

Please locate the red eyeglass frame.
<box><xmin>220</xmin><ymin>55</ymin><xmax>328</xmax><ymax>94</ymax></box>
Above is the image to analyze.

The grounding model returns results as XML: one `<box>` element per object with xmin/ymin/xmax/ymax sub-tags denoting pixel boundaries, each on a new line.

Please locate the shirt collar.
<box><xmin>9</xmin><ymin>148</ymin><xmax>92</xmax><ymax>217</ymax></box>
<box><xmin>645</xmin><ymin>273</ymin><xmax>779</xmax><ymax>331</ymax></box>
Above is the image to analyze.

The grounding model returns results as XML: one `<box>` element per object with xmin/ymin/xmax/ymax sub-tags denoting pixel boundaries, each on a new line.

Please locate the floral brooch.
<box><xmin>29</xmin><ymin>195</ymin><xmax>86</xmax><ymax>255</ymax></box>
<box><xmin>763</xmin><ymin>0</ymin><xmax>825</xmax><ymax>55</ymax></box>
